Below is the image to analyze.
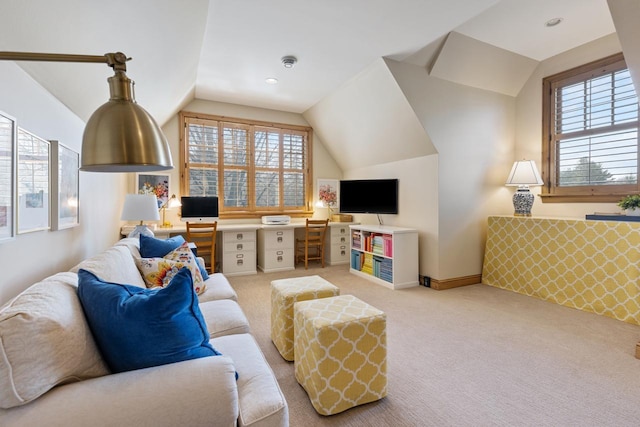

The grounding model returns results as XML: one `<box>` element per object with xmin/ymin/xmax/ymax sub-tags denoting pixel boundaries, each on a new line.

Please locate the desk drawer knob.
<box><xmin>277</xmin><ymin>236</ymin><xmax>283</xmax><ymax>243</ymax></box>
<box><xmin>236</xmin><ymin>259</ymin><xmax>243</xmax><ymax>266</ymax></box>
<box><xmin>236</xmin><ymin>254</ymin><xmax>244</xmax><ymax>259</ymax></box>
<box><xmin>236</xmin><ymin>233</ymin><xmax>243</xmax><ymax>240</ymax></box>
<box><xmin>237</xmin><ymin>243</ymin><xmax>243</xmax><ymax>250</ymax></box>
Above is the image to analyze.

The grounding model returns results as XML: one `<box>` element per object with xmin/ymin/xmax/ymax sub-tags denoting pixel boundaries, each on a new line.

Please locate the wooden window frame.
<box><xmin>179</xmin><ymin>111</ymin><xmax>313</xmax><ymax>219</ymax></box>
<box><xmin>541</xmin><ymin>52</ymin><xmax>639</xmax><ymax>203</ymax></box>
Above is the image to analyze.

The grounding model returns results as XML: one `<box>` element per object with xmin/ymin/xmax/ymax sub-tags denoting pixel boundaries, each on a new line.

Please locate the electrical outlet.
<box><xmin>418</xmin><ymin>275</ymin><xmax>431</xmax><ymax>287</ymax></box>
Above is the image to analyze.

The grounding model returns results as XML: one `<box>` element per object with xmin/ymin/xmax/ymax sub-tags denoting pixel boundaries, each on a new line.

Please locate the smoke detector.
<box><xmin>281</xmin><ymin>55</ymin><xmax>297</xmax><ymax>69</ymax></box>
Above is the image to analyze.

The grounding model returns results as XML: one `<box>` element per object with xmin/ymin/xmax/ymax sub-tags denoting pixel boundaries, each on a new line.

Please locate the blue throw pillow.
<box><xmin>139</xmin><ymin>234</ymin><xmax>209</xmax><ymax>280</ymax></box>
<box><xmin>77</xmin><ymin>267</ymin><xmax>219</xmax><ymax>374</ymax></box>
<box><xmin>139</xmin><ymin>234</ymin><xmax>185</xmax><ymax>257</ymax></box>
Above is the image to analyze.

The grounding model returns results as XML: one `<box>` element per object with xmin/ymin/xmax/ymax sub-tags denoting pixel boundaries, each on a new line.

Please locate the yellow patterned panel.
<box><xmin>294</xmin><ymin>295</ymin><xmax>387</xmax><ymax>416</ymax></box>
<box><xmin>270</xmin><ymin>275</ymin><xmax>340</xmax><ymax>361</ymax></box>
<box><xmin>483</xmin><ymin>216</ymin><xmax>640</xmax><ymax>325</ymax></box>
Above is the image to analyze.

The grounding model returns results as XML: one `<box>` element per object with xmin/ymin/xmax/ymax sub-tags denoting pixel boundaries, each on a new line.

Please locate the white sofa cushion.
<box><xmin>213</xmin><ymin>333</ymin><xmax>289</xmax><ymax>427</ymax></box>
<box><xmin>0</xmin><ymin>273</ymin><xmax>109</xmax><ymax>409</ymax></box>
<box><xmin>199</xmin><ymin>273</ymin><xmax>238</xmax><ymax>302</ymax></box>
<box><xmin>200</xmin><ymin>299</ymin><xmax>251</xmax><ymax>339</ymax></box>
<box><xmin>70</xmin><ymin>245</ymin><xmax>146</xmax><ymax>289</ymax></box>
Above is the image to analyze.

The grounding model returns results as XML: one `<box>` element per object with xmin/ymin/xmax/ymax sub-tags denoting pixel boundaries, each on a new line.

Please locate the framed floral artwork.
<box><xmin>0</xmin><ymin>111</ymin><xmax>16</xmax><ymax>242</ymax></box>
<box><xmin>51</xmin><ymin>141</ymin><xmax>79</xmax><ymax>230</ymax></box>
<box><xmin>317</xmin><ymin>179</ymin><xmax>339</xmax><ymax>213</ymax></box>
<box><xmin>136</xmin><ymin>173</ymin><xmax>169</xmax><ymax>208</ymax></box>
<box><xmin>17</xmin><ymin>128</ymin><xmax>50</xmax><ymax>234</ymax></box>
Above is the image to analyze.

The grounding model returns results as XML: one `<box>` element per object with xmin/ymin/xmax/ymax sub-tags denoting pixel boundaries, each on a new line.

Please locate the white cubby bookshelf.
<box><xmin>349</xmin><ymin>224</ymin><xmax>419</xmax><ymax>289</ymax></box>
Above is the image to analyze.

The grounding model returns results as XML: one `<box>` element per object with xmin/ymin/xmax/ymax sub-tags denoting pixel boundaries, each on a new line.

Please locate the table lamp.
<box><xmin>121</xmin><ymin>194</ymin><xmax>160</xmax><ymax>238</ymax></box>
<box><xmin>160</xmin><ymin>194</ymin><xmax>182</xmax><ymax>228</ymax></box>
<box><xmin>505</xmin><ymin>160</ymin><xmax>544</xmax><ymax>216</ymax></box>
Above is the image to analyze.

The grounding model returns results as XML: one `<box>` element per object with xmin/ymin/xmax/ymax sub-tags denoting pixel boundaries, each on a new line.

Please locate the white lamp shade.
<box><xmin>121</xmin><ymin>194</ymin><xmax>160</xmax><ymax>221</ymax></box>
<box><xmin>505</xmin><ymin>160</ymin><xmax>544</xmax><ymax>186</ymax></box>
<box><xmin>166</xmin><ymin>195</ymin><xmax>182</xmax><ymax>209</ymax></box>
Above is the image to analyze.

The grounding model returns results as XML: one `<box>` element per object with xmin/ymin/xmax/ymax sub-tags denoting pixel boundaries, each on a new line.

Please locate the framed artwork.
<box><xmin>17</xmin><ymin>128</ymin><xmax>50</xmax><ymax>234</ymax></box>
<box><xmin>136</xmin><ymin>173</ymin><xmax>169</xmax><ymax>208</ymax></box>
<box><xmin>0</xmin><ymin>111</ymin><xmax>16</xmax><ymax>242</ymax></box>
<box><xmin>317</xmin><ymin>179</ymin><xmax>339</xmax><ymax>212</ymax></box>
<box><xmin>51</xmin><ymin>141</ymin><xmax>79</xmax><ymax>230</ymax></box>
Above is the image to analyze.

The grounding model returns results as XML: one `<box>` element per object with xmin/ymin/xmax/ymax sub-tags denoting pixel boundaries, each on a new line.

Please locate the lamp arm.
<box><xmin>0</xmin><ymin>51</ymin><xmax>130</xmax><ymax>72</ymax></box>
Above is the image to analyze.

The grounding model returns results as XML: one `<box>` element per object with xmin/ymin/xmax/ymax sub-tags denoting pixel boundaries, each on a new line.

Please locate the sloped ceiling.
<box><xmin>303</xmin><ymin>58</ymin><xmax>436</xmax><ymax>171</ymax></box>
<box><xmin>0</xmin><ymin>0</ymin><xmax>209</xmax><ymax>126</ymax></box>
<box><xmin>0</xmin><ymin>0</ymin><xmax>628</xmax><ymax>177</ymax></box>
<box><xmin>608</xmin><ymin>0</ymin><xmax>640</xmax><ymax>101</ymax></box>
<box><xmin>429</xmin><ymin>32</ymin><xmax>538</xmax><ymax>97</ymax></box>
<box><xmin>1</xmin><ymin>0</ymin><xmax>617</xmax><ymax>128</ymax></box>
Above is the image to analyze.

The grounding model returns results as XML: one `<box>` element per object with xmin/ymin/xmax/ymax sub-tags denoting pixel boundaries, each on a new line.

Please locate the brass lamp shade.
<box><xmin>81</xmin><ymin>70</ymin><xmax>173</xmax><ymax>172</ymax></box>
<box><xmin>0</xmin><ymin>51</ymin><xmax>173</xmax><ymax>172</ymax></box>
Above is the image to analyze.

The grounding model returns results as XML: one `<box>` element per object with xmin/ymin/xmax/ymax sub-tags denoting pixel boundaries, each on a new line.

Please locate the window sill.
<box><xmin>540</xmin><ymin>193</ymin><xmax>632</xmax><ymax>203</ymax></box>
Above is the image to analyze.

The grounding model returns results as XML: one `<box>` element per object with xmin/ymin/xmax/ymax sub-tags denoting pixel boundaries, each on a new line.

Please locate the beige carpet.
<box><xmin>227</xmin><ymin>264</ymin><xmax>640</xmax><ymax>427</ymax></box>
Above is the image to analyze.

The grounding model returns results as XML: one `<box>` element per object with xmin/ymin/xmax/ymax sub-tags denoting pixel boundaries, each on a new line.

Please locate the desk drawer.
<box><xmin>259</xmin><ymin>248</ymin><xmax>294</xmax><ymax>272</ymax></box>
<box><xmin>261</xmin><ymin>229</ymin><xmax>294</xmax><ymax>249</ymax></box>
<box><xmin>224</xmin><ymin>230</ymin><xmax>256</xmax><ymax>244</ymax></box>
<box><xmin>331</xmin><ymin>233</ymin><xmax>349</xmax><ymax>245</ymax></box>
<box><xmin>223</xmin><ymin>250</ymin><xmax>256</xmax><ymax>274</ymax></box>
<box><xmin>224</xmin><ymin>240</ymin><xmax>256</xmax><ymax>254</ymax></box>
<box><xmin>328</xmin><ymin>244</ymin><xmax>349</xmax><ymax>265</ymax></box>
<box><xmin>331</xmin><ymin>225</ymin><xmax>350</xmax><ymax>237</ymax></box>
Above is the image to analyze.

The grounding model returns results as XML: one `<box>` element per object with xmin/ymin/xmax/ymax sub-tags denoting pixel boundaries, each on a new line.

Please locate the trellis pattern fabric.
<box><xmin>294</xmin><ymin>295</ymin><xmax>387</xmax><ymax>415</ymax></box>
<box><xmin>482</xmin><ymin>215</ymin><xmax>640</xmax><ymax>325</ymax></box>
<box><xmin>270</xmin><ymin>275</ymin><xmax>339</xmax><ymax>361</ymax></box>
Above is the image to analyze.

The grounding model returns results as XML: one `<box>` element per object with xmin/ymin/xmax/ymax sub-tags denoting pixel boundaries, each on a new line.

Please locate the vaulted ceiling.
<box><xmin>1</xmin><ymin>0</ymin><xmax>617</xmax><ymax>128</ymax></box>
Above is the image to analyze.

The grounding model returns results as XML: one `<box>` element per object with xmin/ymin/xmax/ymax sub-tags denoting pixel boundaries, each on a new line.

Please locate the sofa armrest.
<box><xmin>0</xmin><ymin>356</ymin><xmax>239</xmax><ymax>427</ymax></box>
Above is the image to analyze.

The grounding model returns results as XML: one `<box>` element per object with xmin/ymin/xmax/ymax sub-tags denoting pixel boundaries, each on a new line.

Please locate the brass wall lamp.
<box><xmin>0</xmin><ymin>51</ymin><xmax>173</xmax><ymax>172</ymax></box>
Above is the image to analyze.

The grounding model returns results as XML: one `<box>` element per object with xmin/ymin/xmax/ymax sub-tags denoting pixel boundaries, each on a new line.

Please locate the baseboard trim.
<box><xmin>430</xmin><ymin>274</ymin><xmax>482</xmax><ymax>290</ymax></box>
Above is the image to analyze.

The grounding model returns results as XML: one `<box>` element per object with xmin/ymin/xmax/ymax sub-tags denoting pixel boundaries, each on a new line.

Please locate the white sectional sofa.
<box><xmin>0</xmin><ymin>238</ymin><xmax>288</xmax><ymax>427</ymax></box>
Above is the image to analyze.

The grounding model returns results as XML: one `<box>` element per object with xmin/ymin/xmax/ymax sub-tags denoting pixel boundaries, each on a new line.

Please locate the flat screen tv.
<box><xmin>339</xmin><ymin>179</ymin><xmax>398</xmax><ymax>214</ymax></box>
<box><xmin>180</xmin><ymin>196</ymin><xmax>219</xmax><ymax>222</ymax></box>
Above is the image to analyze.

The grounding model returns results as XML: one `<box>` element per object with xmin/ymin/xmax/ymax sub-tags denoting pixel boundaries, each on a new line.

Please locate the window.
<box><xmin>542</xmin><ymin>53</ymin><xmax>639</xmax><ymax>202</ymax></box>
<box><xmin>180</xmin><ymin>112</ymin><xmax>313</xmax><ymax>218</ymax></box>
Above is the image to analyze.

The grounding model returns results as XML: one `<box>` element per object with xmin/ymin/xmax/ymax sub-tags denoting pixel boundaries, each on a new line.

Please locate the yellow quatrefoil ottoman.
<box><xmin>294</xmin><ymin>295</ymin><xmax>387</xmax><ymax>416</ymax></box>
<box><xmin>270</xmin><ymin>275</ymin><xmax>340</xmax><ymax>361</ymax></box>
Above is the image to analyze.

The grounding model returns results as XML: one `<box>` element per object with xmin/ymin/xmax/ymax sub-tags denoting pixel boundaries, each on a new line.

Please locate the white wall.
<box><xmin>0</xmin><ymin>62</ymin><xmax>126</xmax><ymax>304</ymax></box>
<box><xmin>386</xmin><ymin>58</ymin><xmax>515</xmax><ymax>280</ymax></box>
<box><xmin>344</xmin><ymin>155</ymin><xmax>439</xmax><ymax>277</ymax></box>
<box><xmin>150</xmin><ymin>99</ymin><xmax>343</xmax><ymax>226</ymax></box>
<box><xmin>515</xmin><ymin>33</ymin><xmax>624</xmax><ymax>218</ymax></box>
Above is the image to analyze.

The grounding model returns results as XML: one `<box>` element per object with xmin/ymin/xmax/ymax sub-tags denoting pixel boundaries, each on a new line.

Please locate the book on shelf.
<box><xmin>383</xmin><ymin>234</ymin><xmax>392</xmax><ymax>257</ymax></box>
<box><xmin>351</xmin><ymin>230</ymin><xmax>362</xmax><ymax>249</ymax></box>
<box><xmin>351</xmin><ymin>249</ymin><xmax>362</xmax><ymax>270</ymax></box>
<box><xmin>585</xmin><ymin>213</ymin><xmax>640</xmax><ymax>222</ymax></box>
<box><xmin>361</xmin><ymin>252</ymin><xmax>374</xmax><ymax>274</ymax></box>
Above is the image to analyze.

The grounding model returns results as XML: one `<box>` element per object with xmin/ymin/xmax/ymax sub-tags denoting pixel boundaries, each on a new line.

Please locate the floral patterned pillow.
<box><xmin>136</xmin><ymin>242</ymin><xmax>206</xmax><ymax>295</ymax></box>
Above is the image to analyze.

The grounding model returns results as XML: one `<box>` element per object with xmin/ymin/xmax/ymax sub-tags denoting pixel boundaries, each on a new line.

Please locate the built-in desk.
<box><xmin>120</xmin><ymin>221</ymin><xmax>356</xmax><ymax>275</ymax></box>
<box><xmin>482</xmin><ymin>215</ymin><xmax>640</xmax><ymax>326</ymax></box>
<box><xmin>121</xmin><ymin>223</ymin><xmax>261</xmax><ymax>277</ymax></box>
